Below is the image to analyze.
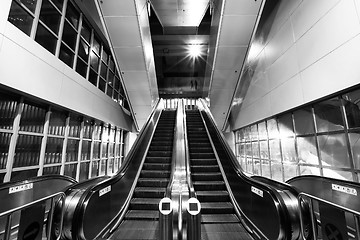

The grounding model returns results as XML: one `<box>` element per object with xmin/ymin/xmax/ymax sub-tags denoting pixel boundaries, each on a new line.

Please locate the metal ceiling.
<box><xmin>150</xmin><ymin>0</ymin><xmax>210</xmax><ymax>28</ymax></box>
<box><xmin>94</xmin><ymin>0</ymin><xmax>264</xmax><ymax>131</ymax></box>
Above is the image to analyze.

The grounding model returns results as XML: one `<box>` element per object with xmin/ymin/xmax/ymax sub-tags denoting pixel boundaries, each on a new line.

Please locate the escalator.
<box><xmin>103</xmin><ymin>110</ymin><xmax>176</xmax><ymax>240</ymax></box>
<box><xmin>186</xmin><ymin>110</ymin><xmax>252</xmax><ymax>240</ymax></box>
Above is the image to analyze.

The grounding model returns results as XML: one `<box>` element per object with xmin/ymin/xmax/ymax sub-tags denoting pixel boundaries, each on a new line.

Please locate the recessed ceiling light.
<box><xmin>188</xmin><ymin>44</ymin><xmax>201</xmax><ymax>58</ymax></box>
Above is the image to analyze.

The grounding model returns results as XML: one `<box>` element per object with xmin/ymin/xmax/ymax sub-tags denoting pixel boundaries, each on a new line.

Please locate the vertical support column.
<box><xmin>38</xmin><ymin>107</ymin><xmax>51</xmax><ymax>176</ymax></box>
<box><xmin>88</xmin><ymin>121</ymin><xmax>95</xmax><ymax>179</ymax></box>
<box><xmin>60</xmin><ymin>115</ymin><xmax>70</xmax><ymax>175</ymax></box>
<box><xmin>4</xmin><ymin>98</ymin><xmax>24</xmax><ymax>182</ymax></box>
<box><xmin>76</xmin><ymin>119</ymin><xmax>84</xmax><ymax>181</ymax></box>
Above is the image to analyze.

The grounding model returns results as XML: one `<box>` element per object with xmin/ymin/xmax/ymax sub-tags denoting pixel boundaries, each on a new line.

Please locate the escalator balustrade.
<box><xmin>186</xmin><ymin>110</ymin><xmax>252</xmax><ymax>240</ymax></box>
<box><xmin>109</xmin><ymin>110</ymin><xmax>176</xmax><ymax>240</ymax></box>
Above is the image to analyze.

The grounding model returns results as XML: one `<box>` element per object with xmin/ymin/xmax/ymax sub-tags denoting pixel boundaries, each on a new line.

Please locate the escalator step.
<box><xmin>197</xmin><ymin>191</ymin><xmax>230</xmax><ymax>202</ymax></box>
<box><xmin>140</xmin><ymin>170</ymin><xmax>170</xmax><ymax>178</ymax></box>
<box><xmin>190</xmin><ymin>153</ymin><xmax>216</xmax><ymax>159</ymax></box>
<box><xmin>111</xmin><ymin>220</ymin><xmax>159</xmax><ymax>240</ymax></box>
<box><xmin>134</xmin><ymin>187</ymin><xmax>166</xmax><ymax>198</ymax></box>
<box><xmin>192</xmin><ymin>172</ymin><xmax>222</xmax><ymax>181</ymax></box>
<box><xmin>125</xmin><ymin>210</ymin><xmax>159</xmax><ymax>220</ymax></box>
<box><xmin>190</xmin><ymin>159</ymin><xmax>218</xmax><ymax>165</ymax></box>
<box><xmin>137</xmin><ymin>178</ymin><xmax>169</xmax><ymax>187</ymax></box>
<box><xmin>193</xmin><ymin>181</ymin><xmax>226</xmax><ymax>190</ymax></box>
<box><xmin>201</xmin><ymin>202</ymin><xmax>234</xmax><ymax>214</ymax></box>
<box><xmin>150</xmin><ymin>141</ymin><xmax>172</xmax><ymax>146</ymax></box>
<box><xmin>201</xmin><ymin>214</ymin><xmax>239</xmax><ymax>223</ymax></box>
<box><xmin>147</xmin><ymin>151</ymin><xmax>172</xmax><ymax>157</ymax></box>
<box><xmin>201</xmin><ymin>223</ymin><xmax>252</xmax><ymax>240</ymax></box>
<box><xmin>151</xmin><ymin>136</ymin><xmax>173</xmax><ymax>141</ymax></box>
<box><xmin>145</xmin><ymin>157</ymin><xmax>171</xmax><ymax>163</ymax></box>
<box><xmin>191</xmin><ymin>165</ymin><xmax>219</xmax><ymax>172</ymax></box>
<box><xmin>149</xmin><ymin>145</ymin><xmax>172</xmax><ymax>151</ymax></box>
<box><xmin>188</xmin><ymin>147</ymin><xmax>213</xmax><ymax>153</ymax></box>
<box><xmin>130</xmin><ymin>198</ymin><xmax>160</xmax><ymax>210</ymax></box>
<box><xmin>142</xmin><ymin>163</ymin><xmax>171</xmax><ymax>171</ymax></box>
<box><xmin>188</xmin><ymin>142</ymin><xmax>212</xmax><ymax>148</ymax></box>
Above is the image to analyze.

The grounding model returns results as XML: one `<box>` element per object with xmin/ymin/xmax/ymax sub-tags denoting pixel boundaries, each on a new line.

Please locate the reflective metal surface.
<box><xmin>198</xmin><ymin>99</ymin><xmax>302</xmax><ymax>240</ymax></box>
<box><xmin>0</xmin><ymin>175</ymin><xmax>76</xmax><ymax>214</ymax></box>
<box><xmin>57</xmin><ymin>99</ymin><xmax>164</xmax><ymax>240</ymax></box>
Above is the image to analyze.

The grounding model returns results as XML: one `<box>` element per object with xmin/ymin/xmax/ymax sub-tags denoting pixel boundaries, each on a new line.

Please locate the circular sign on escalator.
<box><xmin>159</xmin><ymin>197</ymin><xmax>172</xmax><ymax>215</ymax></box>
<box><xmin>187</xmin><ymin>198</ymin><xmax>201</xmax><ymax>216</ymax></box>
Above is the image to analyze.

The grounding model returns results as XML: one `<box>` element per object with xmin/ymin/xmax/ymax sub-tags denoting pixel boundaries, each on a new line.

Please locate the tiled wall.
<box><xmin>230</xmin><ymin>0</ymin><xmax>360</xmax><ymax>130</ymax></box>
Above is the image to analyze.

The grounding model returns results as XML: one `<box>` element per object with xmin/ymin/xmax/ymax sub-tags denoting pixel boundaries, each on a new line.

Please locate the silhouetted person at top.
<box><xmin>190</xmin><ymin>80</ymin><xmax>194</xmax><ymax>89</ymax></box>
<box><xmin>194</xmin><ymin>80</ymin><xmax>198</xmax><ymax>90</ymax></box>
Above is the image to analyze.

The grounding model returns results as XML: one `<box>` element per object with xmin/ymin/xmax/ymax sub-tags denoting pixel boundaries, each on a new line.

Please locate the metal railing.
<box><xmin>0</xmin><ymin>192</ymin><xmax>65</xmax><ymax>240</ymax></box>
<box><xmin>164</xmin><ymin>98</ymin><xmax>198</xmax><ymax>110</ymax></box>
<box><xmin>298</xmin><ymin>192</ymin><xmax>360</xmax><ymax>240</ymax></box>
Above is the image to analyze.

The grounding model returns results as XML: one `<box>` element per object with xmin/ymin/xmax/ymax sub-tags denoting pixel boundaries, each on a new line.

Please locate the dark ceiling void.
<box><xmin>149</xmin><ymin>6</ymin><xmax>211</xmax><ymax>99</ymax></box>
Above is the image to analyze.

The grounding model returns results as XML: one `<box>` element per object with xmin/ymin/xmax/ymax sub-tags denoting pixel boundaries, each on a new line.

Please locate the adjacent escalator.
<box><xmin>186</xmin><ymin>110</ymin><xmax>252</xmax><ymax>240</ymax></box>
<box><xmin>109</xmin><ymin>110</ymin><xmax>176</xmax><ymax>240</ymax></box>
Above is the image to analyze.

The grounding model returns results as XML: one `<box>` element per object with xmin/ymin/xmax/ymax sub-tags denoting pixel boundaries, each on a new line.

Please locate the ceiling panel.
<box><xmin>114</xmin><ymin>47</ymin><xmax>146</xmax><ymax>71</ymax></box>
<box><xmin>122</xmin><ymin>71</ymin><xmax>150</xmax><ymax>91</ymax></box>
<box><xmin>104</xmin><ymin>16</ymin><xmax>141</xmax><ymax>47</ymax></box>
<box><xmin>223</xmin><ymin>0</ymin><xmax>263</xmax><ymax>15</ymax></box>
<box><xmin>211</xmin><ymin>69</ymin><xmax>240</xmax><ymax>89</ymax></box>
<box><xmin>99</xmin><ymin>0</ymin><xmax>136</xmax><ymax>17</ymax></box>
<box><xmin>151</xmin><ymin>0</ymin><xmax>209</xmax><ymax>26</ymax></box>
<box><xmin>218</xmin><ymin>15</ymin><xmax>258</xmax><ymax>46</ymax></box>
<box><xmin>214</xmin><ymin>46</ymin><xmax>247</xmax><ymax>70</ymax></box>
<box><xmin>127</xmin><ymin>89</ymin><xmax>153</xmax><ymax>105</ymax></box>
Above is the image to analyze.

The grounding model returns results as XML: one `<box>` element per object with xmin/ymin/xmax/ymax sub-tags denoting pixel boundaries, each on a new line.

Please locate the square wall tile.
<box><xmin>301</xmin><ymin>34</ymin><xmax>360</xmax><ymax>103</ymax></box>
<box><xmin>267</xmin><ymin>44</ymin><xmax>299</xmax><ymax>90</ymax></box>
<box><xmin>270</xmin><ymin>74</ymin><xmax>303</xmax><ymax>115</ymax></box>
<box><xmin>291</xmin><ymin>0</ymin><xmax>341</xmax><ymax>40</ymax></box>
<box><xmin>296</xmin><ymin>0</ymin><xmax>360</xmax><ymax>71</ymax></box>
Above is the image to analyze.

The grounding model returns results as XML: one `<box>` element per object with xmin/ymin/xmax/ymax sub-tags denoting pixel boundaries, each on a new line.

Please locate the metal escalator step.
<box><xmin>191</xmin><ymin>165</ymin><xmax>219</xmax><ymax>172</ymax></box>
<box><xmin>201</xmin><ymin>214</ymin><xmax>239</xmax><ymax>223</ymax></box>
<box><xmin>140</xmin><ymin>170</ymin><xmax>170</xmax><ymax>178</ymax></box>
<box><xmin>190</xmin><ymin>159</ymin><xmax>218</xmax><ymax>166</ymax></box>
<box><xmin>110</xmin><ymin>220</ymin><xmax>159</xmax><ymax>240</ymax></box>
<box><xmin>149</xmin><ymin>145</ymin><xmax>172</xmax><ymax>151</ymax></box>
<box><xmin>150</xmin><ymin>141</ymin><xmax>173</xmax><ymax>146</ymax></box>
<box><xmin>192</xmin><ymin>172</ymin><xmax>222</xmax><ymax>181</ymax></box>
<box><xmin>201</xmin><ymin>202</ymin><xmax>234</xmax><ymax>214</ymax></box>
<box><xmin>190</xmin><ymin>153</ymin><xmax>216</xmax><ymax>159</ymax></box>
<box><xmin>194</xmin><ymin>181</ymin><xmax>226</xmax><ymax>191</ymax></box>
<box><xmin>197</xmin><ymin>192</ymin><xmax>230</xmax><ymax>202</ymax></box>
<box><xmin>188</xmin><ymin>147</ymin><xmax>212</xmax><ymax>153</ymax></box>
<box><xmin>201</xmin><ymin>223</ymin><xmax>252</xmax><ymax>240</ymax></box>
<box><xmin>147</xmin><ymin>151</ymin><xmax>172</xmax><ymax>157</ymax></box>
<box><xmin>151</xmin><ymin>136</ymin><xmax>173</xmax><ymax>141</ymax></box>
<box><xmin>145</xmin><ymin>156</ymin><xmax>171</xmax><ymax>163</ymax></box>
<box><xmin>134</xmin><ymin>187</ymin><xmax>166</xmax><ymax>198</ymax></box>
<box><xmin>125</xmin><ymin>210</ymin><xmax>159</xmax><ymax>220</ymax></box>
<box><xmin>137</xmin><ymin>178</ymin><xmax>169</xmax><ymax>187</ymax></box>
<box><xmin>130</xmin><ymin>198</ymin><xmax>160</xmax><ymax>210</ymax></box>
<box><xmin>142</xmin><ymin>163</ymin><xmax>171</xmax><ymax>171</ymax></box>
<box><xmin>188</xmin><ymin>141</ymin><xmax>211</xmax><ymax>146</ymax></box>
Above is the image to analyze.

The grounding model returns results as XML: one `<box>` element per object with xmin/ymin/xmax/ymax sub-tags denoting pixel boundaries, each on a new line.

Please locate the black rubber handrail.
<box><xmin>287</xmin><ymin>175</ymin><xmax>360</xmax><ymax>213</ymax></box>
<box><xmin>0</xmin><ymin>175</ymin><xmax>76</xmax><ymax>214</ymax></box>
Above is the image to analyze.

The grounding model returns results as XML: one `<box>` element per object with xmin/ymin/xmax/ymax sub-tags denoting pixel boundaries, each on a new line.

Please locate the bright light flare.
<box><xmin>188</xmin><ymin>44</ymin><xmax>202</xmax><ymax>58</ymax></box>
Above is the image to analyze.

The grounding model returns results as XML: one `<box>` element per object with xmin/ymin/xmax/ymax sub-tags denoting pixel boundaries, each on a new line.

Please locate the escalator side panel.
<box><xmin>106</xmin><ymin>110</ymin><xmax>176</xmax><ymax>240</ymax></box>
<box><xmin>186</xmin><ymin>110</ymin><xmax>253</xmax><ymax>240</ymax></box>
<box><xmin>200</xmin><ymin>111</ymin><xmax>287</xmax><ymax>240</ymax></box>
